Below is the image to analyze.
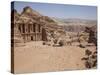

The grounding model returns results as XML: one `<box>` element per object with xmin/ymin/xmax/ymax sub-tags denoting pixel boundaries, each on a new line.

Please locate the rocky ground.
<box><xmin>13</xmin><ymin>41</ymin><xmax>96</xmax><ymax>74</ymax></box>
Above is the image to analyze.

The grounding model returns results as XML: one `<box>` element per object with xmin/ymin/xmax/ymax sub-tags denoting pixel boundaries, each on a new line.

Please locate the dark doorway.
<box><xmin>31</xmin><ymin>36</ymin><xmax>33</xmax><ymax>41</ymax></box>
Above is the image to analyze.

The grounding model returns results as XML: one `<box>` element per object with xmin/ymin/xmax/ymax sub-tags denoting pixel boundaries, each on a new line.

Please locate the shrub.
<box><xmin>81</xmin><ymin>49</ymin><xmax>97</xmax><ymax>69</ymax></box>
<box><xmin>59</xmin><ymin>40</ymin><xmax>64</xmax><ymax>46</ymax></box>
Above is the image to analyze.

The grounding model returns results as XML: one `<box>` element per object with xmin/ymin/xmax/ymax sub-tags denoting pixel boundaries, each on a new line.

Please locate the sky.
<box><xmin>11</xmin><ymin>1</ymin><xmax>97</xmax><ymax>20</ymax></box>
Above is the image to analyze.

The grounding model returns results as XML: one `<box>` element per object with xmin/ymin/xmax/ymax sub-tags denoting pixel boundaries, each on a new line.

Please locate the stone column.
<box><xmin>40</xmin><ymin>25</ymin><xmax>42</xmax><ymax>40</ymax></box>
<box><xmin>35</xmin><ymin>24</ymin><xmax>37</xmax><ymax>41</ymax></box>
<box><xmin>20</xmin><ymin>24</ymin><xmax>23</xmax><ymax>33</ymax></box>
<box><xmin>25</xmin><ymin>24</ymin><xmax>26</xmax><ymax>33</ymax></box>
<box><xmin>30</xmin><ymin>24</ymin><xmax>32</xmax><ymax>33</ymax></box>
<box><xmin>25</xmin><ymin>24</ymin><xmax>28</xmax><ymax>42</ymax></box>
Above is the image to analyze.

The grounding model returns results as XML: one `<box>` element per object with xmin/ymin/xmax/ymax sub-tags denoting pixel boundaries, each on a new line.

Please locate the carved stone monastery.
<box><xmin>11</xmin><ymin>6</ymin><xmax>65</xmax><ymax>45</ymax></box>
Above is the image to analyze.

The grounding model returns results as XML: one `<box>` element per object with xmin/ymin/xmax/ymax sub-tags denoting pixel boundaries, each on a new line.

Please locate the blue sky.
<box><xmin>12</xmin><ymin>1</ymin><xmax>97</xmax><ymax>20</ymax></box>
